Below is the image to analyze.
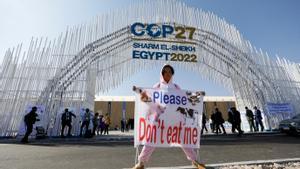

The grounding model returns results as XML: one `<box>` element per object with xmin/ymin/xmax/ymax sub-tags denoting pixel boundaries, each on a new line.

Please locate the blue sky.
<box><xmin>0</xmin><ymin>0</ymin><xmax>299</xmax><ymax>96</ymax></box>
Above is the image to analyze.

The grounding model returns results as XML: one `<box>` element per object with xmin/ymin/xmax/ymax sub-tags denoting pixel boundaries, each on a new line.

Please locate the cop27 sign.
<box><xmin>131</xmin><ymin>22</ymin><xmax>198</xmax><ymax>63</ymax></box>
<box><xmin>134</xmin><ymin>88</ymin><xmax>203</xmax><ymax>148</ymax></box>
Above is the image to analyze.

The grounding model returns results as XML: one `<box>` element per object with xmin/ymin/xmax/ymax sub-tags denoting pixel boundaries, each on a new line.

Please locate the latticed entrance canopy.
<box><xmin>1</xmin><ymin>0</ymin><xmax>299</xmax><ymax>136</ymax></box>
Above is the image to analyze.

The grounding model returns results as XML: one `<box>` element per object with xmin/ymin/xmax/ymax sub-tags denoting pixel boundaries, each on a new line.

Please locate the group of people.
<box><xmin>201</xmin><ymin>106</ymin><xmax>265</xmax><ymax>136</ymax></box>
<box><xmin>62</xmin><ymin>108</ymin><xmax>111</xmax><ymax>138</ymax></box>
<box><xmin>21</xmin><ymin>107</ymin><xmax>112</xmax><ymax>143</ymax></box>
<box><xmin>245</xmin><ymin>106</ymin><xmax>264</xmax><ymax>132</ymax></box>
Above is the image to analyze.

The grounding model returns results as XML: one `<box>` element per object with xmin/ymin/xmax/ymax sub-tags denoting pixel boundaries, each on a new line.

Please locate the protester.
<box><xmin>21</xmin><ymin>107</ymin><xmax>40</xmax><ymax>143</ymax></box>
<box><xmin>61</xmin><ymin>108</ymin><xmax>76</xmax><ymax>137</ymax></box>
<box><xmin>131</xmin><ymin>64</ymin><xmax>205</xmax><ymax>169</ymax></box>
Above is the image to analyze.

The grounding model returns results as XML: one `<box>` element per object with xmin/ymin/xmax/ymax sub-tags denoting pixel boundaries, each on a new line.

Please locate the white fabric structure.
<box><xmin>0</xmin><ymin>0</ymin><xmax>299</xmax><ymax>136</ymax></box>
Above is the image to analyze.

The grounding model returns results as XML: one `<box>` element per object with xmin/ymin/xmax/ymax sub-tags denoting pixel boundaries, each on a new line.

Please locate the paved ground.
<box><xmin>0</xmin><ymin>132</ymin><xmax>299</xmax><ymax>169</ymax></box>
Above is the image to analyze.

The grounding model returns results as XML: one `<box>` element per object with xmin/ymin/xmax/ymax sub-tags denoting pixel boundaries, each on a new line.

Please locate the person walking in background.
<box><xmin>254</xmin><ymin>106</ymin><xmax>264</xmax><ymax>132</ymax></box>
<box><xmin>131</xmin><ymin>64</ymin><xmax>205</xmax><ymax>169</ymax></box>
<box><xmin>245</xmin><ymin>107</ymin><xmax>256</xmax><ymax>132</ymax></box>
<box><xmin>21</xmin><ymin>107</ymin><xmax>40</xmax><ymax>143</ymax></box>
<box><xmin>99</xmin><ymin>114</ymin><xmax>105</xmax><ymax>135</ymax></box>
<box><xmin>231</xmin><ymin>107</ymin><xmax>243</xmax><ymax>136</ymax></box>
<box><xmin>228</xmin><ymin>108</ymin><xmax>236</xmax><ymax>133</ymax></box>
<box><xmin>92</xmin><ymin>112</ymin><xmax>100</xmax><ymax>136</ymax></box>
<box><xmin>61</xmin><ymin>108</ymin><xmax>76</xmax><ymax>137</ymax></box>
<box><xmin>103</xmin><ymin>113</ymin><xmax>110</xmax><ymax>135</ymax></box>
<box><xmin>210</xmin><ymin>111</ymin><xmax>216</xmax><ymax>133</ymax></box>
<box><xmin>80</xmin><ymin>108</ymin><xmax>91</xmax><ymax>137</ymax></box>
<box><xmin>121</xmin><ymin>117</ymin><xmax>126</xmax><ymax>132</ymax></box>
<box><xmin>201</xmin><ymin>112</ymin><xmax>208</xmax><ymax>135</ymax></box>
<box><xmin>214</xmin><ymin>108</ymin><xmax>226</xmax><ymax>135</ymax></box>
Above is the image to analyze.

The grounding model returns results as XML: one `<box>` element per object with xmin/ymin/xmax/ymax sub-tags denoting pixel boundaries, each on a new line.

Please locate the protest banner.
<box><xmin>134</xmin><ymin>88</ymin><xmax>203</xmax><ymax>148</ymax></box>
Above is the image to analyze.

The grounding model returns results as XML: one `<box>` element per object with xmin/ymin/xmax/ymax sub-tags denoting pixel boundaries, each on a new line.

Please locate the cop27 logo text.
<box><xmin>131</xmin><ymin>22</ymin><xmax>196</xmax><ymax>40</ymax></box>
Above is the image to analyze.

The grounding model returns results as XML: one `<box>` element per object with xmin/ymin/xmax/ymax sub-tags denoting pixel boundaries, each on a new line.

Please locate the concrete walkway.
<box><xmin>0</xmin><ymin>130</ymin><xmax>283</xmax><ymax>145</ymax></box>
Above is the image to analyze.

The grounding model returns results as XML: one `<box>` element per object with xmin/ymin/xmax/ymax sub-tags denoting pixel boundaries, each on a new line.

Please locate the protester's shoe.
<box><xmin>192</xmin><ymin>160</ymin><xmax>206</xmax><ymax>169</ymax></box>
<box><xmin>131</xmin><ymin>162</ymin><xmax>144</xmax><ymax>169</ymax></box>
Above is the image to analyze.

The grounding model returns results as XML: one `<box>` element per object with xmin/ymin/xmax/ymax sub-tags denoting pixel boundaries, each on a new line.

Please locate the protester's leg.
<box><xmin>255</xmin><ymin>120</ymin><xmax>259</xmax><ymax>131</ymax></box>
<box><xmin>106</xmin><ymin>125</ymin><xmax>109</xmax><ymax>135</ymax></box>
<box><xmin>204</xmin><ymin>125</ymin><xmax>208</xmax><ymax>132</ymax></box>
<box><xmin>216</xmin><ymin>124</ymin><xmax>220</xmax><ymax>135</ymax></box>
<box><xmin>181</xmin><ymin>147</ymin><xmax>197</xmax><ymax>161</ymax></box>
<box><xmin>182</xmin><ymin>147</ymin><xmax>205</xmax><ymax>169</ymax></box>
<box><xmin>138</xmin><ymin>146</ymin><xmax>156</xmax><ymax>163</ymax></box>
<box><xmin>231</xmin><ymin>123</ymin><xmax>236</xmax><ymax>133</ymax></box>
<box><xmin>80</xmin><ymin>122</ymin><xmax>85</xmax><ymax>136</ymax></box>
<box><xmin>248</xmin><ymin>120</ymin><xmax>253</xmax><ymax>132</ymax></box>
<box><xmin>22</xmin><ymin>124</ymin><xmax>33</xmax><ymax>142</ymax></box>
<box><xmin>104</xmin><ymin>125</ymin><xmax>108</xmax><ymax>134</ymax></box>
<box><xmin>92</xmin><ymin>125</ymin><xmax>96</xmax><ymax>135</ymax></box>
<box><xmin>252</xmin><ymin>122</ymin><xmax>254</xmax><ymax>132</ymax></box>
<box><xmin>132</xmin><ymin>146</ymin><xmax>155</xmax><ymax>169</ymax></box>
<box><xmin>121</xmin><ymin>121</ymin><xmax>124</xmax><ymax>132</ymax></box>
<box><xmin>61</xmin><ymin>123</ymin><xmax>66</xmax><ymax>137</ymax></box>
<box><xmin>252</xmin><ymin>120</ymin><xmax>257</xmax><ymax>131</ymax></box>
<box><xmin>221</xmin><ymin>124</ymin><xmax>226</xmax><ymax>134</ymax></box>
<box><xmin>85</xmin><ymin>122</ymin><xmax>90</xmax><ymax>135</ymax></box>
<box><xmin>100</xmin><ymin>127</ymin><xmax>104</xmax><ymax>135</ymax></box>
<box><xmin>252</xmin><ymin>120</ymin><xmax>256</xmax><ymax>132</ymax></box>
<box><xmin>259</xmin><ymin>120</ymin><xmax>264</xmax><ymax>131</ymax></box>
<box><xmin>237</xmin><ymin>123</ymin><xmax>243</xmax><ymax>136</ymax></box>
<box><xmin>201</xmin><ymin>123</ymin><xmax>206</xmax><ymax>134</ymax></box>
<box><xmin>67</xmin><ymin>123</ymin><xmax>72</xmax><ymax>136</ymax></box>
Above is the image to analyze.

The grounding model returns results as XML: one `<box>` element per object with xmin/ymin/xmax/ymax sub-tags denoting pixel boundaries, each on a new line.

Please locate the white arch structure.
<box><xmin>0</xmin><ymin>0</ymin><xmax>299</xmax><ymax>136</ymax></box>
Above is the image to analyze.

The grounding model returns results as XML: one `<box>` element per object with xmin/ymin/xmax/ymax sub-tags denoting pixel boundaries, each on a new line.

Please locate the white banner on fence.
<box><xmin>266</xmin><ymin>103</ymin><xmax>293</xmax><ymax>114</ymax></box>
<box><xmin>134</xmin><ymin>88</ymin><xmax>203</xmax><ymax>148</ymax></box>
<box><xmin>265</xmin><ymin>103</ymin><xmax>295</xmax><ymax>129</ymax></box>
